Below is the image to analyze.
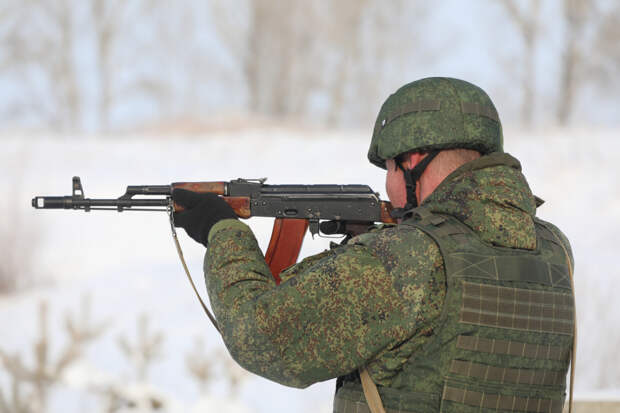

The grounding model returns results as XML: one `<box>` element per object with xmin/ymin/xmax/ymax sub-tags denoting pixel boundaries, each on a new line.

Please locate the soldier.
<box><xmin>173</xmin><ymin>77</ymin><xmax>575</xmax><ymax>413</ymax></box>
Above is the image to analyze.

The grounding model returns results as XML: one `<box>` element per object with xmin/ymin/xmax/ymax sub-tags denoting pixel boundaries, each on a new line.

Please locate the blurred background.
<box><xmin>1</xmin><ymin>0</ymin><xmax>619</xmax><ymax>412</ymax></box>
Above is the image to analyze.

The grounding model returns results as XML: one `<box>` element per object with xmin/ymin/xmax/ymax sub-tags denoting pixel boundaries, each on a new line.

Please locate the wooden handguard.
<box><xmin>171</xmin><ymin>182</ymin><xmax>251</xmax><ymax>218</ymax></box>
<box><xmin>380</xmin><ymin>201</ymin><xmax>396</xmax><ymax>224</ymax></box>
<box><xmin>173</xmin><ymin>181</ymin><xmax>227</xmax><ymax>195</ymax></box>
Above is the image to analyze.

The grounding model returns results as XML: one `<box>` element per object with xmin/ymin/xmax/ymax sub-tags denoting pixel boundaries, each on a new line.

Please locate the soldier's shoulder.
<box><xmin>534</xmin><ymin>217</ymin><xmax>574</xmax><ymax>265</ymax></box>
<box><xmin>352</xmin><ymin>222</ymin><xmax>434</xmax><ymax>246</ymax></box>
<box><xmin>350</xmin><ymin>223</ymin><xmax>442</xmax><ymax>275</ymax></box>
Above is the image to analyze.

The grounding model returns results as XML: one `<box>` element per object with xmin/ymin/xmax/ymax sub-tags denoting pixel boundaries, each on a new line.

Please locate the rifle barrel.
<box><xmin>31</xmin><ymin>196</ymin><xmax>169</xmax><ymax>211</ymax></box>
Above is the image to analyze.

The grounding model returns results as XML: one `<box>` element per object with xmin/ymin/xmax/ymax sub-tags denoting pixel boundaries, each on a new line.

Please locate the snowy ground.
<box><xmin>1</xmin><ymin>126</ymin><xmax>619</xmax><ymax>411</ymax></box>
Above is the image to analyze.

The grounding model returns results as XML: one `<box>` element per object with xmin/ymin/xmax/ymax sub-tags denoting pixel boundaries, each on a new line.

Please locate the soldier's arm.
<box><xmin>204</xmin><ymin>219</ymin><xmax>444</xmax><ymax>388</ymax></box>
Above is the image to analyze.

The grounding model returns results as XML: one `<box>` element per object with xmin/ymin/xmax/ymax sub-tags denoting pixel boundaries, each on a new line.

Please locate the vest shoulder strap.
<box><xmin>401</xmin><ymin>207</ymin><xmax>572</xmax><ymax>289</ymax></box>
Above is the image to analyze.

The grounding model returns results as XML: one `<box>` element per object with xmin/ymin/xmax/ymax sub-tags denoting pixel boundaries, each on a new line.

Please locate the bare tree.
<box><xmin>118</xmin><ymin>314</ymin><xmax>165</xmax><ymax>381</ymax></box>
<box><xmin>0</xmin><ymin>298</ymin><xmax>107</xmax><ymax>412</ymax></box>
<box><xmin>210</xmin><ymin>0</ymin><xmax>431</xmax><ymax>126</ymax></box>
<box><xmin>0</xmin><ymin>152</ymin><xmax>38</xmax><ymax>295</ymax></box>
<box><xmin>499</xmin><ymin>0</ymin><xmax>541</xmax><ymax>127</ymax></box>
<box><xmin>0</xmin><ymin>0</ymin><xmax>436</xmax><ymax>131</ymax></box>
<box><xmin>210</xmin><ymin>0</ymin><xmax>325</xmax><ymax>120</ymax></box>
<box><xmin>246</xmin><ymin>0</ymin><xmax>322</xmax><ymax>118</ymax></box>
<box><xmin>91</xmin><ymin>0</ymin><xmax>117</xmax><ymax>132</ymax></box>
<box><xmin>185</xmin><ymin>337</ymin><xmax>214</xmax><ymax>393</ymax></box>
<box><xmin>588</xmin><ymin>2</ymin><xmax>620</xmax><ymax>96</ymax></box>
<box><xmin>89</xmin><ymin>0</ymin><xmax>169</xmax><ymax>132</ymax></box>
<box><xmin>323</xmin><ymin>0</ymin><xmax>368</xmax><ymax>126</ymax></box>
<box><xmin>0</xmin><ymin>0</ymin><xmax>81</xmax><ymax>130</ymax></box>
<box><xmin>557</xmin><ymin>0</ymin><xmax>595</xmax><ymax>125</ymax></box>
<box><xmin>343</xmin><ymin>0</ymin><xmax>432</xmax><ymax>126</ymax></box>
<box><xmin>219</xmin><ymin>349</ymin><xmax>249</xmax><ymax>399</ymax></box>
<box><xmin>0</xmin><ymin>0</ymin><xmax>172</xmax><ymax>132</ymax></box>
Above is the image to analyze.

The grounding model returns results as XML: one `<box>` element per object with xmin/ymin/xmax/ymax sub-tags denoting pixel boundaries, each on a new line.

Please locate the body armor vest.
<box><xmin>334</xmin><ymin>208</ymin><xmax>574</xmax><ymax>413</ymax></box>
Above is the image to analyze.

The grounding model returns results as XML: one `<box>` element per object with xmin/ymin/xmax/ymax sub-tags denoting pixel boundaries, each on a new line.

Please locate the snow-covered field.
<box><xmin>1</xmin><ymin>127</ymin><xmax>619</xmax><ymax>411</ymax></box>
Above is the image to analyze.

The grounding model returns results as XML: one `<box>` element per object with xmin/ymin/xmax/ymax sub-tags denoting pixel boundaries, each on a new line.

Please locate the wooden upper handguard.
<box><xmin>171</xmin><ymin>181</ymin><xmax>251</xmax><ymax>218</ymax></box>
<box><xmin>173</xmin><ymin>181</ymin><xmax>227</xmax><ymax>195</ymax></box>
<box><xmin>380</xmin><ymin>201</ymin><xmax>397</xmax><ymax>224</ymax></box>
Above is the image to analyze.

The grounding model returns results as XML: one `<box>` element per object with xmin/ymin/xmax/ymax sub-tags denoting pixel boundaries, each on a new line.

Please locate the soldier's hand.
<box><xmin>172</xmin><ymin>188</ymin><xmax>237</xmax><ymax>247</ymax></box>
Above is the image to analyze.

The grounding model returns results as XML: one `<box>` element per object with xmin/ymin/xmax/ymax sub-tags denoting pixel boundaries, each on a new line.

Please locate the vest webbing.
<box><xmin>334</xmin><ymin>207</ymin><xmax>574</xmax><ymax>413</ymax></box>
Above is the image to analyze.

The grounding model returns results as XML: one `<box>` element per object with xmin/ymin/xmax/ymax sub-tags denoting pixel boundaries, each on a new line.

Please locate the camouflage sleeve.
<box><xmin>204</xmin><ymin>219</ymin><xmax>444</xmax><ymax>388</ymax></box>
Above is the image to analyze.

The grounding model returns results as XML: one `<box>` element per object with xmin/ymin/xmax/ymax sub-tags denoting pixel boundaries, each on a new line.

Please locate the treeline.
<box><xmin>0</xmin><ymin>0</ymin><xmax>618</xmax><ymax>132</ymax></box>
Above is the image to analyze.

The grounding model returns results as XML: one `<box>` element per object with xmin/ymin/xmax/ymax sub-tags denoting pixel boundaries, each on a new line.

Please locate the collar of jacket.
<box><xmin>445</xmin><ymin>151</ymin><xmax>522</xmax><ymax>182</ymax></box>
<box><xmin>420</xmin><ymin>151</ymin><xmax>538</xmax><ymax>250</ymax></box>
<box><xmin>425</xmin><ymin>152</ymin><xmax>523</xmax><ymax>200</ymax></box>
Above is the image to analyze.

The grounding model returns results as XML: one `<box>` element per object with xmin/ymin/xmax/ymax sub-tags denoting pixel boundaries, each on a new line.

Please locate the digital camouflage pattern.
<box><xmin>368</xmin><ymin>77</ymin><xmax>503</xmax><ymax>169</ymax></box>
<box><xmin>355</xmin><ymin>179</ymin><xmax>574</xmax><ymax>411</ymax></box>
<box><xmin>204</xmin><ymin>152</ymin><xmax>573</xmax><ymax>411</ymax></box>
<box><xmin>423</xmin><ymin>152</ymin><xmax>538</xmax><ymax>250</ymax></box>
<box><xmin>204</xmin><ymin>214</ymin><xmax>445</xmax><ymax>388</ymax></box>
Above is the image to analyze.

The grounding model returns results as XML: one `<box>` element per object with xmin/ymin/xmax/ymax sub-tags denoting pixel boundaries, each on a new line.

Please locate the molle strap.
<box><xmin>456</xmin><ymin>335</ymin><xmax>570</xmax><ymax>361</ymax></box>
<box><xmin>410</xmin><ymin>208</ymin><xmax>470</xmax><ymax>240</ymax></box>
<box><xmin>460</xmin><ymin>282</ymin><xmax>574</xmax><ymax>335</ymax></box>
<box><xmin>412</xmin><ymin>206</ymin><xmax>434</xmax><ymax>223</ymax></box>
<box><xmin>442</xmin><ymin>386</ymin><xmax>564</xmax><ymax>413</ymax></box>
<box><xmin>389</xmin><ymin>206</ymin><xmax>414</xmax><ymax>220</ymax></box>
<box><xmin>400</xmin><ymin>209</ymin><xmax>465</xmax><ymax>246</ymax></box>
<box><xmin>449</xmin><ymin>253</ymin><xmax>571</xmax><ymax>289</ymax></box>
<box><xmin>381</xmin><ymin>100</ymin><xmax>441</xmax><ymax>129</ymax></box>
<box><xmin>449</xmin><ymin>360</ymin><xmax>566</xmax><ymax>387</ymax></box>
<box><xmin>334</xmin><ymin>381</ymin><xmax>438</xmax><ymax>413</ymax></box>
<box><xmin>403</xmin><ymin>208</ymin><xmax>468</xmax><ymax>240</ymax></box>
<box><xmin>460</xmin><ymin>102</ymin><xmax>500</xmax><ymax>122</ymax></box>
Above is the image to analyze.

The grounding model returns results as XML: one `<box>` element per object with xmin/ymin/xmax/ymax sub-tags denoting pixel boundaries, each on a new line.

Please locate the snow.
<box><xmin>1</xmin><ymin>126</ymin><xmax>619</xmax><ymax>411</ymax></box>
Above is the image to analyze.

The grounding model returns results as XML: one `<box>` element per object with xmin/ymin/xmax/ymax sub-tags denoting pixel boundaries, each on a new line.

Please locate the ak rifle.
<box><xmin>32</xmin><ymin>176</ymin><xmax>395</xmax><ymax>283</ymax></box>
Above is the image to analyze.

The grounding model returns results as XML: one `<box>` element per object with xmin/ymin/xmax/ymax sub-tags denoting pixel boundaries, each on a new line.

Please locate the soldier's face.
<box><xmin>385</xmin><ymin>159</ymin><xmax>408</xmax><ymax>209</ymax></box>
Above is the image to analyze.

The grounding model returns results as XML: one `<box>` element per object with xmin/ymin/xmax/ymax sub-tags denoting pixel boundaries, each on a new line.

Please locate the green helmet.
<box><xmin>368</xmin><ymin>77</ymin><xmax>503</xmax><ymax>169</ymax></box>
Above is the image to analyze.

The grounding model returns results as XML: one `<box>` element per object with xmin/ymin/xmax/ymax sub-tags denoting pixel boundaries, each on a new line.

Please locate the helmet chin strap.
<box><xmin>390</xmin><ymin>150</ymin><xmax>440</xmax><ymax>219</ymax></box>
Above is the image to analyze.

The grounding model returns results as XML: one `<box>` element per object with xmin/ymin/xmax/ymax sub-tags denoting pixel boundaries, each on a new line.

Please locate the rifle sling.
<box><xmin>360</xmin><ymin>368</ymin><xmax>387</xmax><ymax>413</ymax></box>
<box><xmin>169</xmin><ymin>207</ymin><xmax>221</xmax><ymax>334</ymax></box>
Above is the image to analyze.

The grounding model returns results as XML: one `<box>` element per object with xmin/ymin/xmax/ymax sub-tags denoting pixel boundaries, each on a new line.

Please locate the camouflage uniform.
<box><xmin>205</xmin><ymin>151</ymin><xmax>574</xmax><ymax>412</ymax></box>
<box><xmin>205</xmin><ymin>77</ymin><xmax>574</xmax><ymax>412</ymax></box>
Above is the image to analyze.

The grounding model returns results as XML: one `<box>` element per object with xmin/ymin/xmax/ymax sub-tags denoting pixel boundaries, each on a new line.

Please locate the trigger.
<box><xmin>309</xmin><ymin>219</ymin><xmax>319</xmax><ymax>238</ymax></box>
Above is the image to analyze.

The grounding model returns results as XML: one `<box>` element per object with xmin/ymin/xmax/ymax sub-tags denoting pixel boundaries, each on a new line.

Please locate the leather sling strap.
<box><xmin>169</xmin><ymin>208</ymin><xmax>221</xmax><ymax>333</ymax></box>
<box><xmin>548</xmin><ymin>230</ymin><xmax>576</xmax><ymax>413</ymax></box>
<box><xmin>360</xmin><ymin>368</ymin><xmax>387</xmax><ymax>413</ymax></box>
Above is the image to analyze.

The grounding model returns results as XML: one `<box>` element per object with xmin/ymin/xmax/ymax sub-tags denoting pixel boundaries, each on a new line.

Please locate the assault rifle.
<box><xmin>32</xmin><ymin>176</ymin><xmax>395</xmax><ymax>283</ymax></box>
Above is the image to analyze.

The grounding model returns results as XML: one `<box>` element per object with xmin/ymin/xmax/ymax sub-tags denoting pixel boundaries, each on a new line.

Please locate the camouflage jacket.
<box><xmin>204</xmin><ymin>152</ymin><xmax>568</xmax><ymax>389</ymax></box>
